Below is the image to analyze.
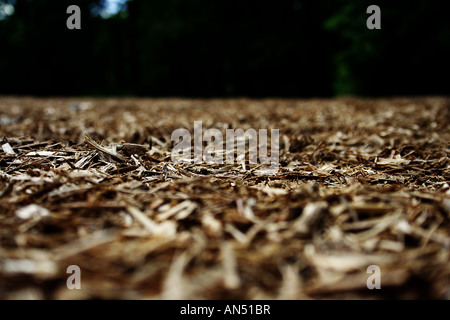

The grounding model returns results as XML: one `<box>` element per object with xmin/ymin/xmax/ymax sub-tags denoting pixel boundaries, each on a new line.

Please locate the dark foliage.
<box><xmin>0</xmin><ymin>0</ymin><xmax>448</xmax><ymax>97</ymax></box>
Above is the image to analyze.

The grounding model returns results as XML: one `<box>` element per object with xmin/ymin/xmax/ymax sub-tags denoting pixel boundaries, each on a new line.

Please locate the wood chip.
<box><xmin>84</xmin><ymin>134</ymin><xmax>126</xmax><ymax>162</ymax></box>
<box><xmin>2</xmin><ymin>143</ymin><xmax>15</xmax><ymax>155</ymax></box>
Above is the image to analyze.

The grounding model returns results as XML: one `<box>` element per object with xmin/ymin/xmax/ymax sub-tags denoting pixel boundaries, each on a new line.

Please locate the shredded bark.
<box><xmin>0</xmin><ymin>97</ymin><xmax>449</xmax><ymax>299</ymax></box>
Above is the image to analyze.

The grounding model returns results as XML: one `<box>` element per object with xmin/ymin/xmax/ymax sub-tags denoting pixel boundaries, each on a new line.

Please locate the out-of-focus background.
<box><xmin>0</xmin><ymin>0</ymin><xmax>448</xmax><ymax>97</ymax></box>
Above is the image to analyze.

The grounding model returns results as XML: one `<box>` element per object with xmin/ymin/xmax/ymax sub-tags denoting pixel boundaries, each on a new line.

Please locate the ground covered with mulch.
<box><xmin>0</xmin><ymin>97</ymin><xmax>449</xmax><ymax>299</ymax></box>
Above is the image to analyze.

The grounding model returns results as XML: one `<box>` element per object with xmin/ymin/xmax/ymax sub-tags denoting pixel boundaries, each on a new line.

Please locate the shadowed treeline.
<box><xmin>0</xmin><ymin>0</ymin><xmax>448</xmax><ymax>97</ymax></box>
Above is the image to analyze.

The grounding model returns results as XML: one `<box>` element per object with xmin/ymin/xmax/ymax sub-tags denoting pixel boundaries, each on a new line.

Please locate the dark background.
<box><xmin>0</xmin><ymin>0</ymin><xmax>449</xmax><ymax>97</ymax></box>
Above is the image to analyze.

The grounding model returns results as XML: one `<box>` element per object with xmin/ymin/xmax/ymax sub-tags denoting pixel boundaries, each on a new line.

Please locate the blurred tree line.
<box><xmin>0</xmin><ymin>0</ymin><xmax>448</xmax><ymax>97</ymax></box>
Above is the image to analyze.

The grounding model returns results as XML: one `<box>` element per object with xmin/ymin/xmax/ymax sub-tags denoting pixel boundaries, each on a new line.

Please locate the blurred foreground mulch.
<box><xmin>0</xmin><ymin>97</ymin><xmax>449</xmax><ymax>299</ymax></box>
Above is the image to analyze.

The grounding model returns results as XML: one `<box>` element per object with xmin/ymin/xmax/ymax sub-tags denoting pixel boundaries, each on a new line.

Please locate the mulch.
<box><xmin>0</xmin><ymin>96</ymin><xmax>449</xmax><ymax>299</ymax></box>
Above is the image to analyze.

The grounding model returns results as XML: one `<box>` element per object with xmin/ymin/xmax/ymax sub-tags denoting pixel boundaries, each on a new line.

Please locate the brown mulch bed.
<box><xmin>0</xmin><ymin>96</ymin><xmax>449</xmax><ymax>299</ymax></box>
